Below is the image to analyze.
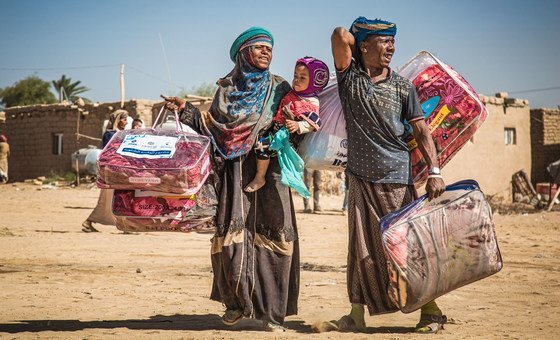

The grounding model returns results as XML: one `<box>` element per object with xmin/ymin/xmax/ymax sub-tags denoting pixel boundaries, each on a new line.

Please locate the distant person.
<box><xmin>303</xmin><ymin>168</ymin><xmax>322</xmax><ymax>213</ymax></box>
<box><xmin>0</xmin><ymin>135</ymin><xmax>10</xmax><ymax>183</ymax></box>
<box><xmin>244</xmin><ymin>57</ymin><xmax>329</xmax><ymax>193</ymax></box>
<box><xmin>82</xmin><ymin>110</ymin><xmax>129</xmax><ymax>232</ymax></box>
<box><xmin>132</xmin><ymin>118</ymin><xmax>143</xmax><ymax>129</ymax></box>
<box><xmin>341</xmin><ymin>172</ymin><xmax>348</xmax><ymax>214</ymax></box>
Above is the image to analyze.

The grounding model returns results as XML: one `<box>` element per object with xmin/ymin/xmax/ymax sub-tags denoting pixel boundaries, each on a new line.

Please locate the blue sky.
<box><xmin>1</xmin><ymin>0</ymin><xmax>559</xmax><ymax>108</ymax></box>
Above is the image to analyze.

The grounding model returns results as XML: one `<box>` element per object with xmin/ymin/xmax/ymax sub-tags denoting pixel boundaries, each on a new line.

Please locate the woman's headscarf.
<box><xmin>107</xmin><ymin>110</ymin><xmax>129</xmax><ymax>131</ymax></box>
<box><xmin>203</xmin><ymin>27</ymin><xmax>287</xmax><ymax>159</ymax></box>
<box><xmin>0</xmin><ymin>135</ymin><xmax>6</xmax><ymax>143</ymax></box>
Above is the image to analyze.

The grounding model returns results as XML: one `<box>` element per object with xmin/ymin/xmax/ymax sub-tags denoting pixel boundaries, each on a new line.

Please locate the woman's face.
<box><xmin>117</xmin><ymin>116</ymin><xmax>128</xmax><ymax>130</ymax></box>
<box><xmin>249</xmin><ymin>44</ymin><xmax>272</xmax><ymax>69</ymax></box>
<box><xmin>292</xmin><ymin>64</ymin><xmax>310</xmax><ymax>92</ymax></box>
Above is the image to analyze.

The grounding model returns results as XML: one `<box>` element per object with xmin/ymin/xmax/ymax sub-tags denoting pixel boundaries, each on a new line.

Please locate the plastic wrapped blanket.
<box><xmin>379</xmin><ymin>180</ymin><xmax>502</xmax><ymax>313</ymax></box>
<box><xmin>97</xmin><ymin>128</ymin><xmax>211</xmax><ymax>195</ymax></box>
<box><xmin>399</xmin><ymin>51</ymin><xmax>488</xmax><ymax>184</ymax></box>
<box><xmin>114</xmin><ymin>180</ymin><xmax>218</xmax><ymax>233</ymax></box>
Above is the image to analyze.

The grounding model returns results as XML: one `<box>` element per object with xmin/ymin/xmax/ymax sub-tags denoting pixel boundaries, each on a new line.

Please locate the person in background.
<box><xmin>82</xmin><ymin>110</ymin><xmax>129</xmax><ymax>232</ymax></box>
<box><xmin>318</xmin><ymin>17</ymin><xmax>446</xmax><ymax>333</ymax></box>
<box><xmin>0</xmin><ymin>135</ymin><xmax>10</xmax><ymax>183</ymax></box>
<box><xmin>132</xmin><ymin>118</ymin><xmax>143</xmax><ymax>129</ymax></box>
<box><xmin>303</xmin><ymin>168</ymin><xmax>322</xmax><ymax>213</ymax></box>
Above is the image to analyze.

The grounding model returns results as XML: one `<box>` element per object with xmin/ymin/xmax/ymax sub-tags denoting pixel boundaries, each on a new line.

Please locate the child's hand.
<box><xmin>285</xmin><ymin>120</ymin><xmax>299</xmax><ymax>133</ymax></box>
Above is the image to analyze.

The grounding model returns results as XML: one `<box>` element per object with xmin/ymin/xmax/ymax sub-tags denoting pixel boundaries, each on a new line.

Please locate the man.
<box><xmin>303</xmin><ymin>168</ymin><xmax>322</xmax><ymax>213</ymax></box>
<box><xmin>322</xmin><ymin>17</ymin><xmax>447</xmax><ymax>333</ymax></box>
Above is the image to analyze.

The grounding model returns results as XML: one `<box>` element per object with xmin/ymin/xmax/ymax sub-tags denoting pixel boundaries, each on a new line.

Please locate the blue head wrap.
<box><xmin>350</xmin><ymin>17</ymin><xmax>397</xmax><ymax>48</ymax></box>
<box><xmin>230</xmin><ymin>26</ymin><xmax>274</xmax><ymax>62</ymax></box>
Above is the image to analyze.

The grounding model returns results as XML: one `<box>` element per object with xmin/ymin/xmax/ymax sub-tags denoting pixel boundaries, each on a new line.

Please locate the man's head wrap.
<box><xmin>0</xmin><ymin>135</ymin><xmax>6</xmax><ymax>143</ymax></box>
<box><xmin>350</xmin><ymin>17</ymin><xmax>397</xmax><ymax>48</ymax></box>
<box><xmin>230</xmin><ymin>26</ymin><xmax>274</xmax><ymax>62</ymax></box>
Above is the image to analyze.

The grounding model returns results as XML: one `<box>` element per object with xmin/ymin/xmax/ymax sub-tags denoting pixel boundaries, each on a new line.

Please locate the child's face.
<box><xmin>292</xmin><ymin>64</ymin><xmax>310</xmax><ymax>93</ymax></box>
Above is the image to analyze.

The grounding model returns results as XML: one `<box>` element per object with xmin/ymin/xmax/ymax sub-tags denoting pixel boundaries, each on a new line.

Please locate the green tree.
<box><xmin>176</xmin><ymin>82</ymin><xmax>217</xmax><ymax>98</ymax></box>
<box><xmin>0</xmin><ymin>76</ymin><xmax>57</xmax><ymax>108</ymax></box>
<box><xmin>51</xmin><ymin>74</ymin><xmax>90</xmax><ymax>103</ymax></box>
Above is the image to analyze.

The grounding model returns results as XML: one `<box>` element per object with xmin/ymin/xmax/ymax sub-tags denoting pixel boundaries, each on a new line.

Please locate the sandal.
<box><xmin>312</xmin><ymin>315</ymin><xmax>365</xmax><ymax>333</ymax></box>
<box><xmin>81</xmin><ymin>220</ymin><xmax>99</xmax><ymax>233</ymax></box>
<box><xmin>415</xmin><ymin>314</ymin><xmax>447</xmax><ymax>334</ymax></box>
<box><xmin>222</xmin><ymin>308</ymin><xmax>243</xmax><ymax>326</ymax></box>
<box><xmin>263</xmin><ymin>321</ymin><xmax>287</xmax><ymax>332</ymax></box>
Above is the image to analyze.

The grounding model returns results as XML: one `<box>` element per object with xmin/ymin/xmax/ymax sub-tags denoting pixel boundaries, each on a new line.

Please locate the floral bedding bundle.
<box><xmin>398</xmin><ymin>51</ymin><xmax>488</xmax><ymax>184</ymax></box>
<box><xmin>97</xmin><ymin>128</ymin><xmax>211</xmax><ymax>195</ymax></box>
<box><xmin>379</xmin><ymin>180</ymin><xmax>502</xmax><ymax>313</ymax></box>
<box><xmin>113</xmin><ymin>180</ymin><xmax>218</xmax><ymax>233</ymax></box>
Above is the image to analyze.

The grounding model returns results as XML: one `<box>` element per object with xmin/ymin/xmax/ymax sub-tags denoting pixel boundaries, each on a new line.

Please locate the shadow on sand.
<box><xmin>0</xmin><ymin>314</ymin><xmax>416</xmax><ymax>335</ymax></box>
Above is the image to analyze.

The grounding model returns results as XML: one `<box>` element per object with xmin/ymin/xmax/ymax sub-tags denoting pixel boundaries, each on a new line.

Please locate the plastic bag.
<box><xmin>270</xmin><ymin>127</ymin><xmax>310</xmax><ymax>198</ymax></box>
<box><xmin>380</xmin><ymin>180</ymin><xmax>503</xmax><ymax>313</ymax></box>
<box><xmin>297</xmin><ymin>74</ymin><xmax>347</xmax><ymax>170</ymax></box>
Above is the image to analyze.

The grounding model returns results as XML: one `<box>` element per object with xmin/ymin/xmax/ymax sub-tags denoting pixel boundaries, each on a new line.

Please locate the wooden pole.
<box><xmin>120</xmin><ymin>64</ymin><xmax>125</xmax><ymax>108</ymax></box>
<box><xmin>547</xmin><ymin>186</ymin><xmax>560</xmax><ymax>211</ymax></box>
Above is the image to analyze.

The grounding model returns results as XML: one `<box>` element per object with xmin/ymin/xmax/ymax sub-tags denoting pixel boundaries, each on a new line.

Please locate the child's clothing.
<box><xmin>255</xmin><ymin>90</ymin><xmax>322</xmax><ymax>159</ymax></box>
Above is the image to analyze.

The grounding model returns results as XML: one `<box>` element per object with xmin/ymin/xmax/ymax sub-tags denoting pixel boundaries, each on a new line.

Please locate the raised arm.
<box><xmin>411</xmin><ymin>119</ymin><xmax>445</xmax><ymax>199</ymax></box>
<box><xmin>331</xmin><ymin>27</ymin><xmax>355</xmax><ymax>72</ymax></box>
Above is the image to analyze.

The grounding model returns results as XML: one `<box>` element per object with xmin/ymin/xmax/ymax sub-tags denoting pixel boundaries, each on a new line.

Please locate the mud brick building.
<box><xmin>530</xmin><ymin>108</ymin><xmax>560</xmax><ymax>185</ymax></box>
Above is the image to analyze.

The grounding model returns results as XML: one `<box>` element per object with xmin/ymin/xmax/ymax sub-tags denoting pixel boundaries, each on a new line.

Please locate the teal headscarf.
<box><xmin>229</xmin><ymin>26</ymin><xmax>274</xmax><ymax>62</ymax></box>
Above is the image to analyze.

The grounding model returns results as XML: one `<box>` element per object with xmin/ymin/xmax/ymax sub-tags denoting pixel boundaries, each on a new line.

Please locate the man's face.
<box><xmin>361</xmin><ymin>34</ymin><xmax>395</xmax><ymax>69</ymax></box>
<box><xmin>249</xmin><ymin>44</ymin><xmax>273</xmax><ymax>70</ymax></box>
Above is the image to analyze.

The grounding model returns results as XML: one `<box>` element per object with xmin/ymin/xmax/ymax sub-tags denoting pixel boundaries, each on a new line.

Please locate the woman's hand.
<box><xmin>161</xmin><ymin>94</ymin><xmax>186</xmax><ymax>112</ymax></box>
<box><xmin>285</xmin><ymin>120</ymin><xmax>299</xmax><ymax>133</ymax></box>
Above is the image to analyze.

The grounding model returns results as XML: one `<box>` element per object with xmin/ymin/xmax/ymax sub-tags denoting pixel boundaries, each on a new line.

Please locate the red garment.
<box><xmin>272</xmin><ymin>90</ymin><xmax>320</xmax><ymax>131</ymax></box>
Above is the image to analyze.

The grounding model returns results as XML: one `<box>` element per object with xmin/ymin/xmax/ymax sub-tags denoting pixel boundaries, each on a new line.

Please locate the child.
<box><xmin>244</xmin><ymin>56</ymin><xmax>329</xmax><ymax>192</ymax></box>
<box><xmin>132</xmin><ymin>118</ymin><xmax>143</xmax><ymax>129</ymax></box>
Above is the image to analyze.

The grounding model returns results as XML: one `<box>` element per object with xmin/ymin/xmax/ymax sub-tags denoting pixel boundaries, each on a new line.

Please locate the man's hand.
<box><xmin>161</xmin><ymin>94</ymin><xmax>186</xmax><ymax>112</ymax></box>
<box><xmin>426</xmin><ymin>177</ymin><xmax>445</xmax><ymax>200</ymax></box>
<box><xmin>285</xmin><ymin>119</ymin><xmax>299</xmax><ymax>133</ymax></box>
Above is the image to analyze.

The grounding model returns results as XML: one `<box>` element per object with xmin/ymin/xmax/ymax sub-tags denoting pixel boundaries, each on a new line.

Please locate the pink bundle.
<box><xmin>398</xmin><ymin>51</ymin><xmax>488</xmax><ymax>184</ymax></box>
<box><xmin>97</xmin><ymin>128</ymin><xmax>211</xmax><ymax>195</ymax></box>
<box><xmin>98</xmin><ymin>108</ymin><xmax>217</xmax><ymax>233</ymax></box>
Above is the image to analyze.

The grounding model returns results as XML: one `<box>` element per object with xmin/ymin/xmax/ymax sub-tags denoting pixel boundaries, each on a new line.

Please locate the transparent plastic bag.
<box><xmin>380</xmin><ymin>180</ymin><xmax>503</xmax><ymax>313</ymax></box>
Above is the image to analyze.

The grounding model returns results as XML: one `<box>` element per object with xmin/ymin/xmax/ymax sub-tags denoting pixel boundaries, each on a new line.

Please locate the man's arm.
<box><xmin>331</xmin><ymin>27</ymin><xmax>355</xmax><ymax>72</ymax></box>
<box><xmin>411</xmin><ymin>119</ymin><xmax>445</xmax><ymax>199</ymax></box>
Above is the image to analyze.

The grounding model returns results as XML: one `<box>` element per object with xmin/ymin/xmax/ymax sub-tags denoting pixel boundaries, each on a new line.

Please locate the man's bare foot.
<box><xmin>244</xmin><ymin>177</ymin><xmax>266</xmax><ymax>192</ymax></box>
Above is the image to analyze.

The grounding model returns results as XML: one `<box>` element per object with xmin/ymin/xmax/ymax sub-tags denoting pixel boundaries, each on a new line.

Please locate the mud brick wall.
<box><xmin>531</xmin><ymin>109</ymin><xmax>560</xmax><ymax>185</ymax></box>
<box><xmin>3</xmin><ymin>100</ymin><xmax>156</xmax><ymax>182</ymax></box>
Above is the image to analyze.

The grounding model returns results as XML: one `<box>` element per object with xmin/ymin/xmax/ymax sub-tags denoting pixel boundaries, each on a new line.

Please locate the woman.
<box><xmin>0</xmin><ymin>135</ymin><xmax>10</xmax><ymax>183</ymax></box>
<box><xmin>164</xmin><ymin>27</ymin><xmax>298</xmax><ymax>332</ymax></box>
<box><xmin>82</xmin><ymin>110</ymin><xmax>129</xmax><ymax>232</ymax></box>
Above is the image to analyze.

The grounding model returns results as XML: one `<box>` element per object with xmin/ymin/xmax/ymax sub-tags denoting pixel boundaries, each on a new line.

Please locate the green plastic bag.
<box><xmin>270</xmin><ymin>127</ymin><xmax>310</xmax><ymax>198</ymax></box>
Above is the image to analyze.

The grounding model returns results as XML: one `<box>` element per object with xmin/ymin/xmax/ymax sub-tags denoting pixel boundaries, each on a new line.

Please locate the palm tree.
<box><xmin>51</xmin><ymin>75</ymin><xmax>90</xmax><ymax>103</ymax></box>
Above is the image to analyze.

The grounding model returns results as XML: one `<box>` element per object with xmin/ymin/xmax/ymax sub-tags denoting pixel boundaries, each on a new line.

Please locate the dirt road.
<box><xmin>0</xmin><ymin>183</ymin><xmax>559</xmax><ymax>339</ymax></box>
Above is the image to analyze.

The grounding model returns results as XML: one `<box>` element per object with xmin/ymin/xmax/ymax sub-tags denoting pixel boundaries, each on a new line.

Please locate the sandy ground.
<box><xmin>0</xmin><ymin>182</ymin><xmax>559</xmax><ymax>340</ymax></box>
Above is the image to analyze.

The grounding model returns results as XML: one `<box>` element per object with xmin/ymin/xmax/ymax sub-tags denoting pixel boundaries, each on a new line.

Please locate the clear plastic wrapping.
<box><xmin>398</xmin><ymin>51</ymin><xmax>488</xmax><ymax>184</ymax></box>
<box><xmin>380</xmin><ymin>180</ymin><xmax>502</xmax><ymax>313</ymax></box>
<box><xmin>97</xmin><ymin>129</ymin><xmax>211</xmax><ymax>195</ymax></box>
